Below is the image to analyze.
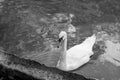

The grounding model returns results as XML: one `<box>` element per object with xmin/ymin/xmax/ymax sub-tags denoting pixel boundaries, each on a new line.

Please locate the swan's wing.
<box><xmin>67</xmin><ymin>34</ymin><xmax>96</xmax><ymax>57</ymax></box>
<box><xmin>67</xmin><ymin>45</ymin><xmax>90</xmax><ymax>58</ymax></box>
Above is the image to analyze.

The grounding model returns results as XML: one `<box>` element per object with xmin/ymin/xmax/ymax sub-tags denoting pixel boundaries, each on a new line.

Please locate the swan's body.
<box><xmin>57</xmin><ymin>31</ymin><xmax>96</xmax><ymax>71</ymax></box>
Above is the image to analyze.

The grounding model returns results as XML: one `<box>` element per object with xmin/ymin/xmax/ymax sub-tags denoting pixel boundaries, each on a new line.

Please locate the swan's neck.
<box><xmin>58</xmin><ymin>36</ymin><xmax>67</xmax><ymax>69</ymax></box>
<box><xmin>61</xmin><ymin>37</ymin><xmax>67</xmax><ymax>61</ymax></box>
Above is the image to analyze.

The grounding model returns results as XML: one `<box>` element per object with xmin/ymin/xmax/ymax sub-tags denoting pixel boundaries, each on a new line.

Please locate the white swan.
<box><xmin>56</xmin><ymin>31</ymin><xmax>96</xmax><ymax>71</ymax></box>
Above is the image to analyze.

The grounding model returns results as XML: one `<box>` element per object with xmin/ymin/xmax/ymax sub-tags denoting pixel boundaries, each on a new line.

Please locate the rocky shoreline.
<box><xmin>0</xmin><ymin>51</ymin><xmax>95</xmax><ymax>80</ymax></box>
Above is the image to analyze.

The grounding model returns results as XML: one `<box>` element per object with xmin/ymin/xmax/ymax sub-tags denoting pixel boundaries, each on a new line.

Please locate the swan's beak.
<box><xmin>57</xmin><ymin>37</ymin><xmax>63</xmax><ymax>48</ymax></box>
<box><xmin>58</xmin><ymin>37</ymin><xmax>63</xmax><ymax>43</ymax></box>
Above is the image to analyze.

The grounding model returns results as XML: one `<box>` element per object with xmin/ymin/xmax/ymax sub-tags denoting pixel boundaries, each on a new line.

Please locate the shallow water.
<box><xmin>74</xmin><ymin>40</ymin><xmax>120</xmax><ymax>80</ymax></box>
<box><xmin>99</xmin><ymin>40</ymin><xmax>120</xmax><ymax>66</ymax></box>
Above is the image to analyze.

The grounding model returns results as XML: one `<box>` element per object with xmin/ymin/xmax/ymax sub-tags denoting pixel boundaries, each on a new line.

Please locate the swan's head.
<box><xmin>58</xmin><ymin>31</ymin><xmax>67</xmax><ymax>42</ymax></box>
